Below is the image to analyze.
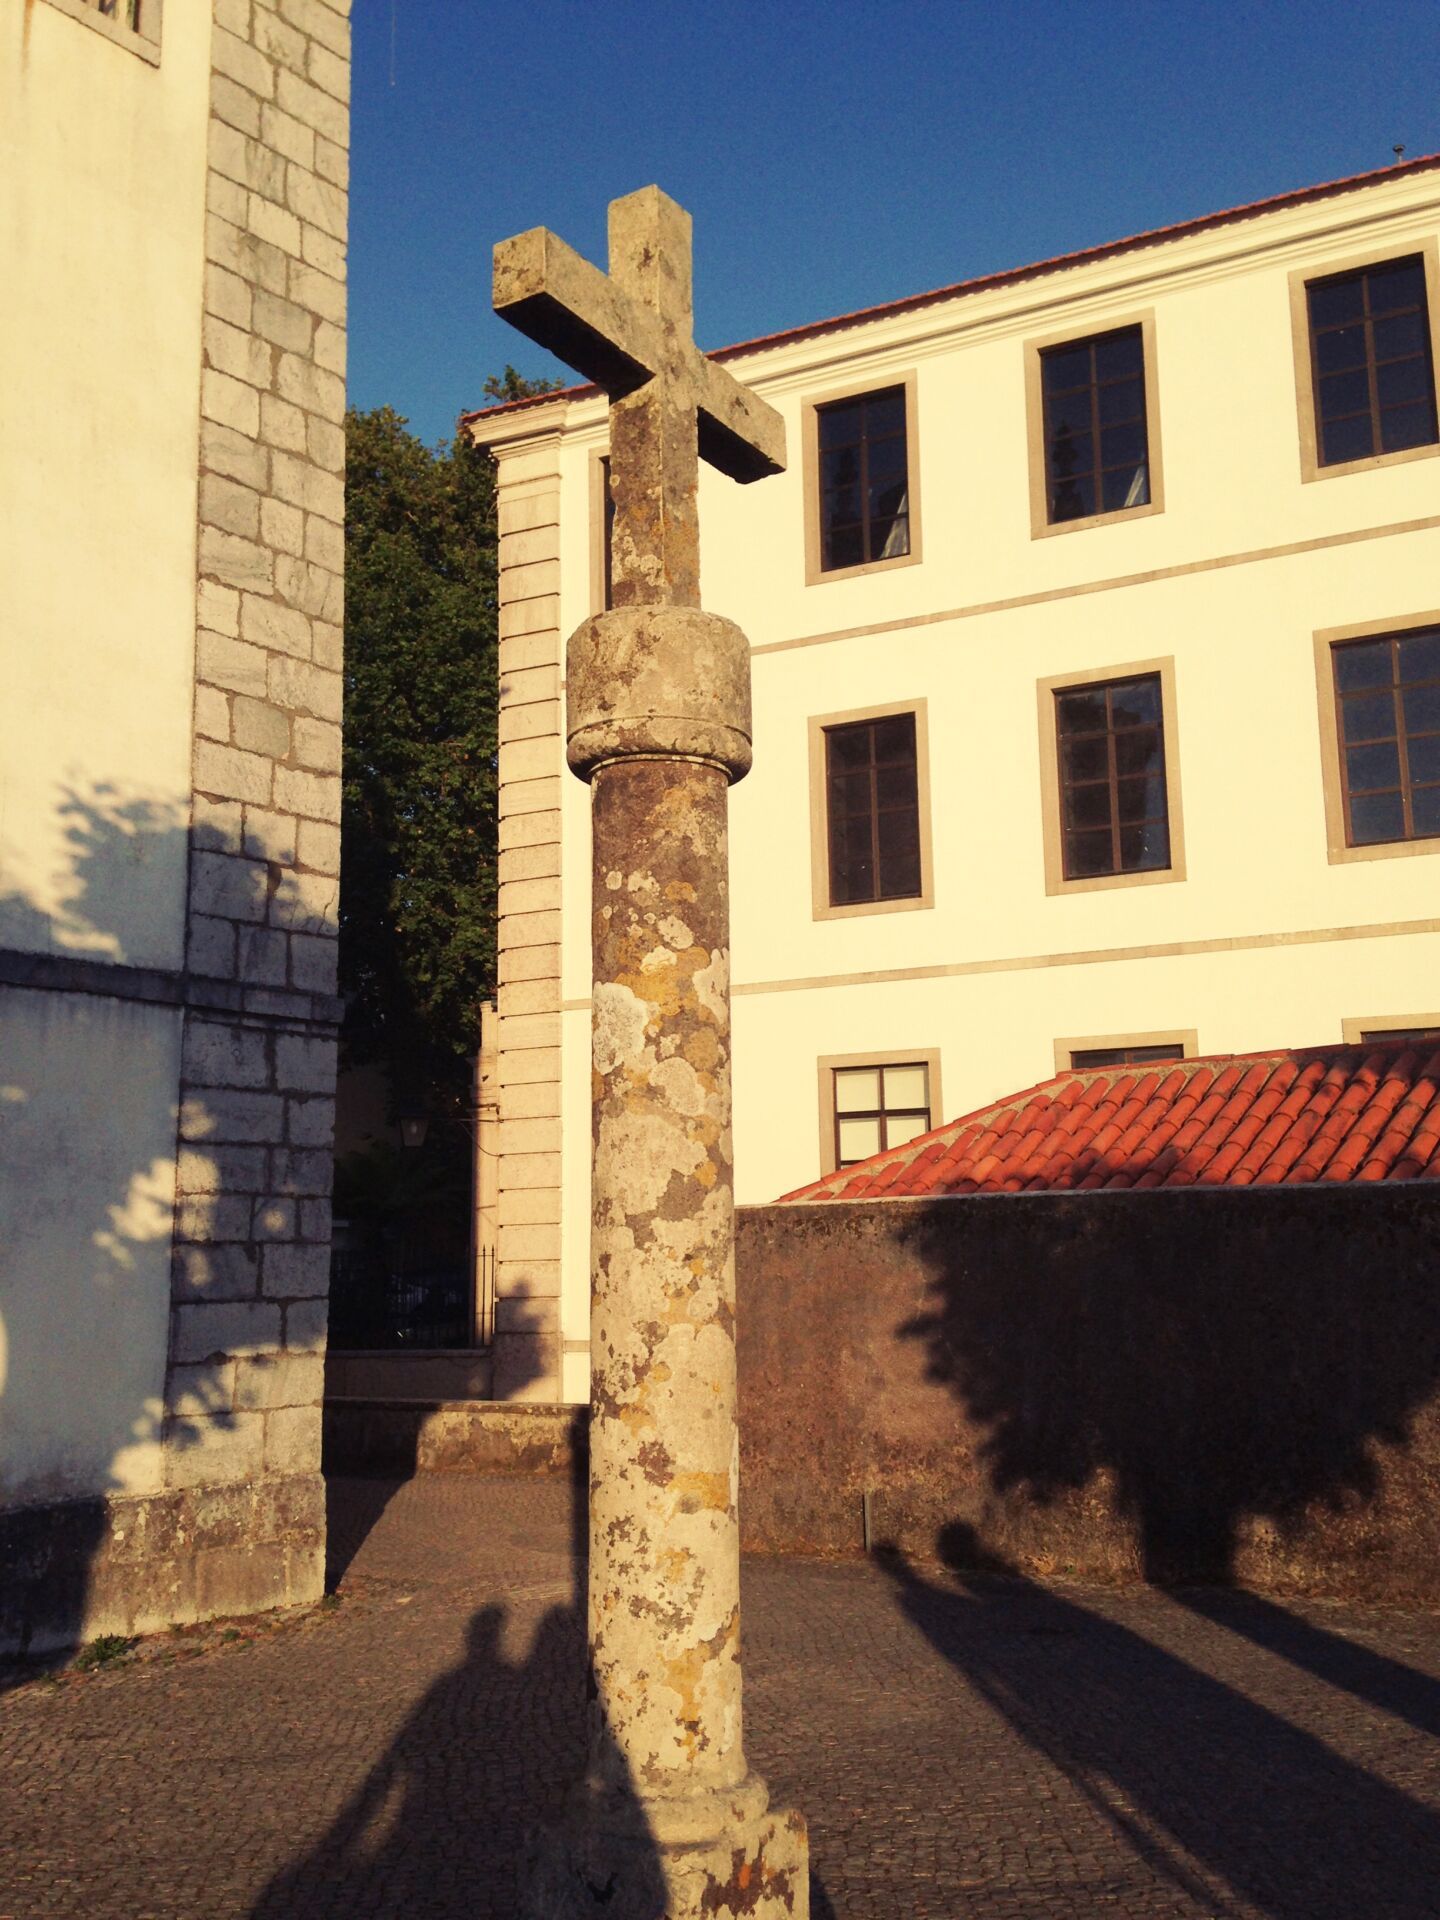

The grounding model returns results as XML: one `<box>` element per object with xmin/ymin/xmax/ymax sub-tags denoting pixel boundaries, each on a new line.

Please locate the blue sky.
<box><xmin>349</xmin><ymin>1</ymin><xmax>1440</xmax><ymax>448</ymax></box>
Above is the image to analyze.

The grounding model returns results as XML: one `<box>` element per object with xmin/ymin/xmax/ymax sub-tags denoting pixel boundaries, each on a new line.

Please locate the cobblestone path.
<box><xmin>5</xmin><ymin>1474</ymin><xmax>1440</xmax><ymax>1918</ymax></box>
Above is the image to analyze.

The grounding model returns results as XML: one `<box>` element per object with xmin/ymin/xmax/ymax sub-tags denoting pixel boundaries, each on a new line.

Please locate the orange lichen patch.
<box><xmin>671</xmin><ymin>1471</ymin><xmax>730</xmax><ymax>1512</ymax></box>
<box><xmin>779</xmin><ymin>1040</ymin><xmax>1440</xmax><ymax>1201</ymax></box>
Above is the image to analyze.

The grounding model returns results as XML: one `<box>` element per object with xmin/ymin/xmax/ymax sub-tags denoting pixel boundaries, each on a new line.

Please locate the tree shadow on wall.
<box><xmin>897</xmin><ymin>1189</ymin><xmax>1440</xmax><ymax>1589</ymax></box>
<box><xmin>0</xmin><ymin>783</ymin><xmax>298</xmax><ymax>1673</ymax></box>
<box><xmin>880</xmin><ymin>1526</ymin><xmax>1440</xmax><ymax>1920</ymax></box>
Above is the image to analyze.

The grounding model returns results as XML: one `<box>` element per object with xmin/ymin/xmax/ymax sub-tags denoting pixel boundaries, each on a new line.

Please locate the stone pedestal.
<box><xmin>523</xmin><ymin>605</ymin><xmax>807</xmax><ymax>1918</ymax></box>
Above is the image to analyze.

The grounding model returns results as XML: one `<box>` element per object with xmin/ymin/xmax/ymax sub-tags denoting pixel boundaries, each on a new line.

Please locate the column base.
<box><xmin>525</xmin><ymin>1790</ymin><xmax>808</xmax><ymax>1919</ymax></box>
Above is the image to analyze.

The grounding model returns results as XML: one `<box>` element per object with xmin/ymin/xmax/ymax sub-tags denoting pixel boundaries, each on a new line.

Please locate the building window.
<box><xmin>1341</xmin><ymin>1013</ymin><xmax>1440</xmax><ymax>1046</ymax></box>
<box><xmin>41</xmin><ymin>0</ymin><xmax>161</xmax><ymax>59</ymax></box>
<box><xmin>802</xmin><ymin>374</ymin><xmax>921</xmax><ymax>584</ymax></box>
<box><xmin>1306</xmin><ymin>257</ymin><xmax>1438</xmax><ymax>468</ymax></box>
<box><xmin>1331</xmin><ymin>625</ymin><xmax>1440</xmax><ymax>847</ymax></box>
<box><xmin>1071</xmin><ymin>1043</ymin><xmax>1185</xmax><ymax>1069</ymax></box>
<box><xmin>591</xmin><ymin>453</ymin><xmax>616</xmax><ymax>613</ymax></box>
<box><xmin>1055</xmin><ymin>672</ymin><xmax>1170</xmax><ymax>880</ymax></box>
<box><xmin>833</xmin><ymin>1062</ymin><xmax>932</xmax><ymax>1168</ymax></box>
<box><xmin>808</xmin><ymin>701</ymin><xmax>933</xmax><ymax>921</ymax></box>
<box><xmin>1025</xmin><ymin>314</ymin><xmax>1163</xmax><ymax>539</ymax></box>
<box><xmin>825</xmin><ymin>713</ymin><xmax>920</xmax><ymax>905</ymax></box>
<box><xmin>1041</xmin><ymin>326</ymin><xmax>1150</xmax><ymax>523</ymax></box>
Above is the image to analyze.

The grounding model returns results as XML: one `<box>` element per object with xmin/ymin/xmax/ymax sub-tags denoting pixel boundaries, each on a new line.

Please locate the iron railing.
<box><xmin>328</xmin><ymin>1245</ymin><xmax>472</xmax><ymax>1351</ymax></box>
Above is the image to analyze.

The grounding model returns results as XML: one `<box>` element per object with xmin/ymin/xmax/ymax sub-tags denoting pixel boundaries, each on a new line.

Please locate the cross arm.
<box><xmin>493</xmin><ymin>226</ymin><xmax>662</xmax><ymax>397</ymax></box>
<box><xmin>694</xmin><ymin>356</ymin><xmax>786</xmax><ymax>483</ymax></box>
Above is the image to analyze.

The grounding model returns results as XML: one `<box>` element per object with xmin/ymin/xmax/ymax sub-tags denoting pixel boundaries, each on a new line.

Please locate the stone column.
<box><xmin>528</xmin><ymin>604</ymin><xmax>807</xmax><ymax>1917</ymax></box>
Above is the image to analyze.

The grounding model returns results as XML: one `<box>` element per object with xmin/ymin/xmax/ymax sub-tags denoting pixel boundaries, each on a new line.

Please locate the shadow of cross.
<box><xmin>492</xmin><ymin>185</ymin><xmax>785</xmax><ymax>607</ymax></box>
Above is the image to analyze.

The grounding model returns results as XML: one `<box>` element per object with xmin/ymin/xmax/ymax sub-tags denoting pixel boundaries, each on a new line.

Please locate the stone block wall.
<box><xmin>0</xmin><ymin>0</ymin><xmax>350</xmax><ymax>1657</ymax></box>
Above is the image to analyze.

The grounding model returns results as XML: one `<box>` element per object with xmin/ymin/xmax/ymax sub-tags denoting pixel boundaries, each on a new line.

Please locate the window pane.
<box><xmin>1310</xmin><ymin>276</ymin><xmax>1364</xmax><ymax>327</ymax></box>
<box><xmin>1102</xmin><ymin>465</ymin><xmax>1149</xmax><ymax>512</ymax></box>
<box><xmin>1098</xmin><ymin>376</ymin><xmax>1144</xmax><ymax>425</ymax></box>
<box><xmin>1403</xmin><ymin>683</ymin><xmax>1440</xmax><ymax>733</ymax></box>
<box><xmin>834</xmin><ymin>1068</ymin><xmax>880</xmax><ymax>1114</ymax></box>
<box><xmin>1110</xmin><ymin>679</ymin><xmax>1162</xmax><ymax>728</ymax></box>
<box><xmin>818</xmin><ymin>401</ymin><xmax>860</xmax><ymax>450</ymax></box>
<box><xmin>1412</xmin><ymin>787</ymin><xmax>1440</xmax><ymax>837</ymax></box>
<box><xmin>1117</xmin><ymin>773</ymin><xmax>1165</xmax><ymax>823</ymax></box>
<box><xmin>1042</xmin><ymin>344</ymin><xmax>1091</xmax><ymax>392</ymax></box>
<box><xmin>875</xmin><ymin>763</ymin><xmax>917</xmax><ymax>809</ymax></box>
<box><xmin>1113</xmin><ymin>727</ymin><xmax>1163</xmax><ymax>775</ymax></box>
<box><xmin>1319</xmin><ymin>367</ymin><xmax>1371</xmax><ymax>418</ymax></box>
<box><xmin>884</xmin><ymin>1112</ymin><xmax>930</xmax><ymax>1150</ymax></box>
<box><xmin>821</xmin><ymin>446</ymin><xmax>860</xmax><ymax>488</ymax></box>
<box><xmin>865</xmin><ymin>389</ymin><xmax>905</xmax><ymax>436</ymax></box>
<box><xmin>1373</xmin><ymin>310</ymin><xmax>1427</xmax><ymax>360</ymax></box>
<box><xmin>883</xmin><ymin>1064</ymin><xmax>929</xmax><ymax>1110</ymax></box>
<box><xmin>1062</xmin><ymin>735</ymin><xmax>1110</xmax><ymax>782</ymax></box>
<box><xmin>1321</xmin><ymin>414</ymin><xmax>1375</xmax><ymax>465</ymax></box>
<box><xmin>1376</xmin><ymin>355</ymin><xmax>1430</xmax><ymax>407</ymax></box>
<box><xmin>1406</xmin><ymin>733</ymin><xmax>1440</xmax><ymax>783</ymax></box>
<box><xmin>824</xmin><ymin>524</ymin><xmax>863</xmax><ymax>571</ymax></box>
<box><xmin>1047</xmin><ymin>390</ymin><xmax>1093</xmax><ymax>434</ymax></box>
<box><xmin>1367</xmin><ymin>257</ymin><xmax>1426</xmax><ymax>314</ymax></box>
<box><xmin>1380</xmin><ymin>401</ymin><xmax>1438</xmax><ymax>452</ymax></box>
<box><xmin>1346</xmin><ymin>741</ymin><xmax>1402</xmax><ymax>792</ymax></box>
<box><xmin>1400</xmin><ymin>631</ymin><xmax>1440</xmax><ymax>680</ymax></box>
<box><xmin>838</xmin><ymin>1116</ymin><xmax>882</xmax><ymax>1163</ymax></box>
<box><xmin>1065</xmin><ymin>782</ymin><xmax>1113</xmax><ymax>830</ymax></box>
<box><xmin>1100</xmin><ymin>421</ymin><xmax>1147</xmax><ymax>469</ymax></box>
<box><xmin>826</xmin><ymin>723</ymin><xmax>871</xmax><ymax>771</ymax></box>
<box><xmin>1340</xmin><ymin>691</ymin><xmax>1396</xmax><ymax>743</ymax></box>
<box><xmin>1048</xmin><ymin>425</ymin><xmax>1094</xmax><ymax>473</ymax></box>
<box><xmin>829</xmin><ymin>770</ymin><xmax>872</xmax><ymax>817</ymax></box>
<box><xmin>872</xmin><ymin>713</ymin><xmax>915</xmax><ymax>761</ymax></box>
<box><xmin>876</xmin><ymin>808</ymin><xmax>921</xmax><ymax>888</ymax></box>
<box><xmin>1315</xmin><ymin>324</ymin><xmax>1367</xmax><ymax>374</ymax></box>
<box><xmin>1056</xmin><ymin>689</ymin><xmax>1108</xmax><ymax>734</ymax></box>
<box><xmin>1051</xmin><ymin>474</ymin><xmax>1095</xmax><ymax>521</ymax></box>
<box><xmin>1120</xmin><ymin>821</ymin><xmax>1169</xmax><ymax>870</ymax></box>
<box><xmin>1349</xmin><ymin>791</ymin><xmax>1406</xmax><ymax>843</ymax></box>
<box><xmin>1094</xmin><ymin>328</ymin><xmax>1143</xmax><ymax>379</ymax></box>
<box><xmin>1064</xmin><ymin>829</ymin><xmax>1114</xmax><ymax>878</ymax></box>
<box><xmin>1334</xmin><ymin>640</ymin><xmax>1392</xmax><ymax>692</ymax></box>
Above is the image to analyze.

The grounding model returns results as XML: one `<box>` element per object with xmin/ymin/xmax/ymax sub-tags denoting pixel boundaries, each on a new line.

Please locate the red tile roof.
<box><xmin>779</xmin><ymin>1042</ymin><xmax>1440</xmax><ymax>1203</ymax></box>
<box><xmin>464</xmin><ymin>153</ymin><xmax>1440</xmax><ymax>431</ymax></box>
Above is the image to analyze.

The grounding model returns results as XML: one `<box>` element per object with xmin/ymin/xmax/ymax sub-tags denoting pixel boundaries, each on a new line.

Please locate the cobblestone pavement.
<box><xmin>5</xmin><ymin>1475</ymin><xmax>1440</xmax><ymax>1918</ymax></box>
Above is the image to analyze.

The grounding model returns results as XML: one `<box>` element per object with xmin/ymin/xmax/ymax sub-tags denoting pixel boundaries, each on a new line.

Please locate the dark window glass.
<box><xmin>1055</xmin><ymin>673</ymin><xmax>1170</xmax><ymax>880</ymax></box>
<box><xmin>825</xmin><ymin>713</ymin><xmax>921</xmax><ymax>906</ymax></box>
<box><xmin>816</xmin><ymin>387</ymin><xmax>910</xmax><ymax>571</ymax></box>
<box><xmin>833</xmin><ymin>1062</ymin><xmax>931</xmax><ymax>1169</ymax></box>
<box><xmin>600</xmin><ymin>457</ymin><xmax>615</xmax><ymax>611</ymax></box>
<box><xmin>1070</xmin><ymin>1043</ymin><xmax>1186</xmax><ymax>1069</ymax></box>
<box><xmin>1040</xmin><ymin>325</ymin><xmax>1150</xmax><ymax>524</ymax></box>
<box><xmin>1334</xmin><ymin>625</ymin><xmax>1440</xmax><ymax>845</ymax></box>
<box><xmin>1358</xmin><ymin>1027</ymin><xmax>1440</xmax><ymax>1045</ymax></box>
<box><xmin>1307</xmin><ymin>256</ymin><xmax>1438</xmax><ymax>467</ymax></box>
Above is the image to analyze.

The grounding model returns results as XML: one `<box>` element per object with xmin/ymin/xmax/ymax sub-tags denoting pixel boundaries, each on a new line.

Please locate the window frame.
<box><xmin>816</xmin><ymin>1048</ymin><xmax>943</xmax><ymax>1178</ymax></box>
<box><xmin>41</xmin><ymin>0</ymin><xmax>161</xmax><ymax>62</ymax></box>
<box><xmin>1289</xmin><ymin>239</ymin><xmax>1440</xmax><ymax>485</ymax></box>
<box><xmin>1053</xmin><ymin>1030</ymin><xmax>1198</xmax><ymax>1075</ymax></box>
<box><xmin>1340</xmin><ymin>1013</ymin><xmax>1440</xmax><ymax>1046</ymax></box>
<box><xmin>1314</xmin><ymin>612</ymin><xmax>1440</xmax><ymax>865</ymax></box>
<box><xmin>1024</xmin><ymin>310</ymin><xmax>1164</xmax><ymax>540</ymax></box>
<box><xmin>802</xmin><ymin>371</ymin><xmax>923</xmax><ymax>586</ymax></box>
<box><xmin>588</xmin><ymin>448</ymin><xmax>614</xmax><ymax>616</ymax></box>
<box><xmin>1036</xmin><ymin>656</ymin><xmax>1186</xmax><ymax>896</ymax></box>
<box><xmin>808</xmin><ymin>698</ymin><xmax>934</xmax><ymax>922</ymax></box>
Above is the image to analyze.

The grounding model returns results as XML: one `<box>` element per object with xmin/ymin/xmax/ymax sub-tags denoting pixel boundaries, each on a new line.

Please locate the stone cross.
<box><xmin>494</xmin><ymin>188</ymin><xmax>808</xmax><ymax>1918</ymax></box>
<box><xmin>494</xmin><ymin>185</ymin><xmax>784</xmax><ymax>608</ymax></box>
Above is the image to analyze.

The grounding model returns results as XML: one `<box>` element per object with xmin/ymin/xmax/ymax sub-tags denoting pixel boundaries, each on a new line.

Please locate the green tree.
<box><xmin>340</xmin><ymin>404</ymin><xmax>500</xmax><ymax>1122</ymax></box>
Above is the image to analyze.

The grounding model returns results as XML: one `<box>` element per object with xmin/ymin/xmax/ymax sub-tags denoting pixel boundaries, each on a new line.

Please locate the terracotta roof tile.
<box><xmin>780</xmin><ymin>1041</ymin><xmax>1440</xmax><ymax>1203</ymax></box>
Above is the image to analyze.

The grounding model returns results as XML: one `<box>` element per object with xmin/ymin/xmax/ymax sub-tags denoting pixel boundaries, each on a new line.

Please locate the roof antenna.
<box><xmin>1393</xmin><ymin>142</ymin><xmax>1406</xmax><ymax>164</ymax></box>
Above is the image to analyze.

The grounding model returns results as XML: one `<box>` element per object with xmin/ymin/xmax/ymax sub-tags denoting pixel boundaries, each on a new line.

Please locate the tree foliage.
<box><xmin>340</xmin><ymin>405</ymin><xmax>501</xmax><ymax>1113</ymax></box>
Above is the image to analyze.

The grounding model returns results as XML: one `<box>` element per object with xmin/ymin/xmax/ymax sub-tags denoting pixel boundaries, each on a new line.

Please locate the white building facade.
<box><xmin>470</xmin><ymin>157</ymin><xmax>1440</xmax><ymax>1404</ymax></box>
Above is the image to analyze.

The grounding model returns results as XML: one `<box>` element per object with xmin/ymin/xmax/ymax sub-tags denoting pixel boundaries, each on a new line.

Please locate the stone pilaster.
<box><xmin>492</xmin><ymin>430</ymin><xmax>567</xmax><ymax>1399</ymax></box>
<box><xmin>162</xmin><ymin>0</ymin><xmax>350</xmax><ymax>1606</ymax></box>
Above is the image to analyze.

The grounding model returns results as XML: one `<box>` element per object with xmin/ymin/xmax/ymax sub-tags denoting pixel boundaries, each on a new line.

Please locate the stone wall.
<box><xmin>736</xmin><ymin>1188</ymin><xmax>1440</xmax><ymax>1604</ymax></box>
<box><xmin>0</xmin><ymin>0</ymin><xmax>350</xmax><ymax>1657</ymax></box>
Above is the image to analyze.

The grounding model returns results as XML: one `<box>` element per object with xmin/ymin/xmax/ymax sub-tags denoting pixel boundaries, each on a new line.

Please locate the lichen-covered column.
<box><xmin>526</xmin><ymin>604</ymin><xmax>807</xmax><ymax>1916</ymax></box>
